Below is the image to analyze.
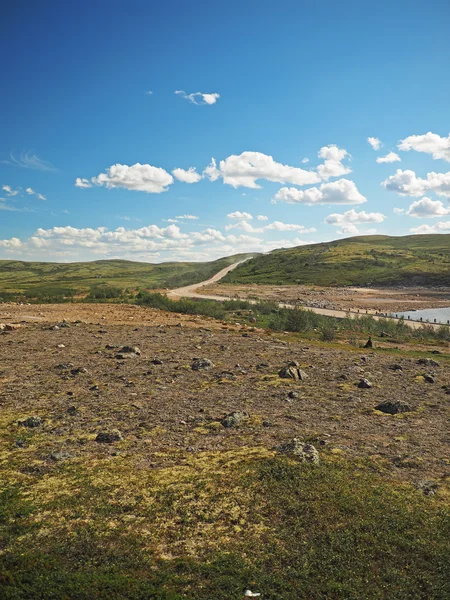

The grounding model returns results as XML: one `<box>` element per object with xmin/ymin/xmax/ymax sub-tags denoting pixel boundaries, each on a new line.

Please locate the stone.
<box><xmin>288</xmin><ymin>390</ymin><xmax>299</xmax><ymax>399</ymax></box>
<box><xmin>18</xmin><ymin>416</ymin><xmax>42</xmax><ymax>428</ymax></box>
<box><xmin>415</xmin><ymin>480</ymin><xmax>438</xmax><ymax>496</ymax></box>
<box><xmin>358</xmin><ymin>378</ymin><xmax>372</xmax><ymax>388</ymax></box>
<box><xmin>151</xmin><ymin>358</ymin><xmax>163</xmax><ymax>365</ymax></box>
<box><xmin>375</xmin><ymin>400</ymin><xmax>411</xmax><ymax>414</ymax></box>
<box><xmin>221</xmin><ymin>411</ymin><xmax>248</xmax><ymax>428</ymax></box>
<box><xmin>70</xmin><ymin>367</ymin><xmax>88</xmax><ymax>375</ymax></box>
<box><xmin>116</xmin><ymin>346</ymin><xmax>141</xmax><ymax>358</ymax></box>
<box><xmin>95</xmin><ymin>430</ymin><xmax>123</xmax><ymax>443</ymax></box>
<box><xmin>50</xmin><ymin>450</ymin><xmax>74</xmax><ymax>462</ymax></box>
<box><xmin>67</xmin><ymin>406</ymin><xmax>78</xmax><ymax>415</ymax></box>
<box><xmin>278</xmin><ymin>362</ymin><xmax>308</xmax><ymax>381</ymax></box>
<box><xmin>275</xmin><ymin>438</ymin><xmax>320</xmax><ymax>464</ymax></box>
<box><xmin>192</xmin><ymin>358</ymin><xmax>215</xmax><ymax>371</ymax></box>
<box><xmin>417</xmin><ymin>358</ymin><xmax>439</xmax><ymax>367</ymax></box>
<box><xmin>423</xmin><ymin>374</ymin><xmax>435</xmax><ymax>383</ymax></box>
<box><xmin>5</xmin><ymin>324</ymin><xmax>19</xmax><ymax>331</ymax></box>
<box><xmin>389</xmin><ymin>364</ymin><xmax>403</xmax><ymax>371</ymax></box>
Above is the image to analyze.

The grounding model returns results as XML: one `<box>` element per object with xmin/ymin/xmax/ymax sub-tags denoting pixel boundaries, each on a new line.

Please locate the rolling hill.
<box><xmin>221</xmin><ymin>235</ymin><xmax>450</xmax><ymax>287</ymax></box>
<box><xmin>0</xmin><ymin>253</ymin><xmax>256</xmax><ymax>301</ymax></box>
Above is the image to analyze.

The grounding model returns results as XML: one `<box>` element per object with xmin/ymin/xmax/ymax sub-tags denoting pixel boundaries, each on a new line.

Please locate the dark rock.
<box><xmin>358</xmin><ymin>378</ymin><xmax>373</xmax><ymax>389</ymax></box>
<box><xmin>95</xmin><ymin>430</ymin><xmax>123</xmax><ymax>443</ymax></box>
<box><xmin>151</xmin><ymin>358</ymin><xmax>163</xmax><ymax>365</ymax></box>
<box><xmin>221</xmin><ymin>411</ymin><xmax>248</xmax><ymax>428</ymax></box>
<box><xmin>192</xmin><ymin>358</ymin><xmax>215</xmax><ymax>371</ymax></box>
<box><xmin>423</xmin><ymin>374</ymin><xmax>435</xmax><ymax>383</ymax></box>
<box><xmin>417</xmin><ymin>358</ymin><xmax>439</xmax><ymax>367</ymax></box>
<box><xmin>278</xmin><ymin>362</ymin><xmax>308</xmax><ymax>381</ymax></box>
<box><xmin>288</xmin><ymin>391</ymin><xmax>299</xmax><ymax>399</ymax></box>
<box><xmin>120</xmin><ymin>346</ymin><xmax>141</xmax><ymax>355</ymax></box>
<box><xmin>67</xmin><ymin>406</ymin><xmax>78</xmax><ymax>415</ymax></box>
<box><xmin>364</xmin><ymin>336</ymin><xmax>373</xmax><ymax>348</ymax></box>
<box><xmin>275</xmin><ymin>438</ymin><xmax>320</xmax><ymax>464</ymax></box>
<box><xmin>70</xmin><ymin>367</ymin><xmax>88</xmax><ymax>375</ymax></box>
<box><xmin>389</xmin><ymin>364</ymin><xmax>403</xmax><ymax>371</ymax></box>
<box><xmin>375</xmin><ymin>400</ymin><xmax>411</xmax><ymax>414</ymax></box>
<box><xmin>18</xmin><ymin>416</ymin><xmax>42</xmax><ymax>428</ymax></box>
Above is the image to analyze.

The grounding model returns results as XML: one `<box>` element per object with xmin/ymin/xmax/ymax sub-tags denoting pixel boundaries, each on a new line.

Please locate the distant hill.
<box><xmin>0</xmin><ymin>253</ymin><xmax>256</xmax><ymax>301</ymax></box>
<box><xmin>221</xmin><ymin>235</ymin><xmax>450</xmax><ymax>287</ymax></box>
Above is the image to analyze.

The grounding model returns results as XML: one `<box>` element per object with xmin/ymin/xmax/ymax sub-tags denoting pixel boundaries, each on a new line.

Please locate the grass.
<box><xmin>222</xmin><ymin>234</ymin><xmax>450</xmax><ymax>287</ymax></box>
<box><xmin>1</xmin><ymin>450</ymin><xmax>449</xmax><ymax>599</ymax></box>
<box><xmin>0</xmin><ymin>253</ymin><xmax>256</xmax><ymax>302</ymax></box>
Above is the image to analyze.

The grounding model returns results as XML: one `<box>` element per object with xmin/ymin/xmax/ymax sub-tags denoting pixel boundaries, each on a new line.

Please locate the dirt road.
<box><xmin>168</xmin><ymin>262</ymin><xmax>445</xmax><ymax>329</ymax></box>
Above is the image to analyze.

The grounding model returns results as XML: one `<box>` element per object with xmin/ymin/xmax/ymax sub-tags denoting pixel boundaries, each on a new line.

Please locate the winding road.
<box><xmin>168</xmin><ymin>261</ymin><xmax>444</xmax><ymax>330</ymax></box>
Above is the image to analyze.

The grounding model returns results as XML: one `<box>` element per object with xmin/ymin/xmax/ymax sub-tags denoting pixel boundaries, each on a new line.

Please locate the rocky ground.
<box><xmin>1</xmin><ymin>303</ymin><xmax>449</xmax><ymax>489</ymax></box>
<box><xmin>200</xmin><ymin>283</ymin><xmax>450</xmax><ymax>313</ymax></box>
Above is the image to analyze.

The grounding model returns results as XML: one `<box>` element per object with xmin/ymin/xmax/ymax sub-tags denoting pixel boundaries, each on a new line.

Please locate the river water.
<box><xmin>392</xmin><ymin>307</ymin><xmax>450</xmax><ymax>325</ymax></box>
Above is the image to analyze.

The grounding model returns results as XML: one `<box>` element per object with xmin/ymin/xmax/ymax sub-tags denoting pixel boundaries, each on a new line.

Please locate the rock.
<box><xmin>275</xmin><ymin>438</ymin><xmax>320</xmax><ymax>464</ymax></box>
<box><xmin>70</xmin><ymin>367</ymin><xmax>88</xmax><ymax>375</ymax></box>
<box><xmin>18</xmin><ymin>416</ymin><xmax>42</xmax><ymax>428</ymax></box>
<box><xmin>50</xmin><ymin>450</ymin><xmax>74</xmax><ymax>461</ymax></box>
<box><xmin>415</xmin><ymin>480</ymin><xmax>438</xmax><ymax>496</ymax></box>
<box><xmin>262</xmin><ymin>420</ymin><xmax>272</xmax><ymax>427</ymax></box>
<box><xmin>116</xmin><ymin>346</ymin><xmax>141</xmax><ymax>359</ymax></box>
<box><xmin>423</xmin><ymin>374</ymin><xmax>435</xmax><ymax>383</ymax></box>
<box><xmin>375</xmin><ymin>400</ymin><xmax>411</xmax><ymax>414</ymax></box>
<box><xmin>192</xmin><ymin>358</ymin><xmax>215</xmax><ymax>371</ymax></box>
<box><xmin>56</xmin><ymin>362</ymin><xmax>74</xmax><ymax>370</ymax></box>
<box><xmin>364</xmin><ymin>336</ymin><xmax>373</xmax><ymax>348</ymax></box>
<box><xmin>221</xmin><ymin>411</ymin><xmax>248</xmax><ymax>428</ymax></box>
<box><xmin>151</xmin><ymin>358</ymin><xmax>163</xmax><ymax>365</ymax></box>
<box><xmin>57</xmin><ymin>344</ymin><xmax>65</xmax><ymax>349</ymax></box>
<box><xmin>389</xmin><ymin>364</ymin><xmax>403</xmax><ymax>372</ymax></box>
<box><xmin>50</xmin><ymin>325</ymin><xmax>60</xmax><ymax>331</ymax></box>
<box><xmin>95</xmin><ymin>430</ymin><xmax>123</xmax><ymax>443</ymax></box>
<box><xmin>105</xmin><ymin>344</ymin><xmax>120</xmax><ymax>350</ymax></box>
<box><xmin>417</xmin><ymin>358</ymin><xmax>439</xmax><ymax>367</ymax></box>
<box><xmin>5</xmin><ymin>324</ymin><xmax>19</xmax><ymax>331</ymax></box>
<box><xmin>358</xmin><ymin>378</ymin><xmax>372</xmax><ymax>389</ymax></box>
<box><xmin>67</xmin><ymin>406</ymin><xmax>78</xmax><ymax>415</ymax></box>
<box><xmin>288</xmin><ymin>390</ymin><xmax>299</xmax><ymax>399</ymax></box>
<box><xmin>278</xmin><ymin>362</ymin><xmax>308</xmax><ymax>381</ymax></box>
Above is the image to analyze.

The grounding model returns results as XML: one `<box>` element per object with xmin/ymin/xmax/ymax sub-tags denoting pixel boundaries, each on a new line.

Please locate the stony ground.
<box><xmin>200</xmin><ymin>283</ymin><xmax>450</xmax><ymax>313</ymax></box>
<box><xmin>1</xmin><ymin>303</ymin><xmax>449</xmax><ymax>490</ymax></box>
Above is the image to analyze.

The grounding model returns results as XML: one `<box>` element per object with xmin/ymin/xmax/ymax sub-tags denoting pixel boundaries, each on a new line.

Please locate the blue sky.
<box><xmin>1</xmin><ymin>0</ymin><xmax>450</xmax><ymax>262</ymax></box>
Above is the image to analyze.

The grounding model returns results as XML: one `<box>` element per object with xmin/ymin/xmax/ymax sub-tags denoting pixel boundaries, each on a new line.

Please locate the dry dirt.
<box><xmin>1</xmin><ymin>303</ymin><xmax>449</xmax><ymax>494</ymax></box>
<box><xmin>200</xmin><ymin>283</ymin><xmax>450</xmax><ymax>313</ymax></box>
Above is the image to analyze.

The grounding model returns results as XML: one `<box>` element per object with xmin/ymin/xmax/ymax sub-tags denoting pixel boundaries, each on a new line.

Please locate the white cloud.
<box><xmin>398</xmin><ymin>132</ymin><xmax>450</xmax><ymax>162</ymax></box>
<box><xmin>367</xmin><ymin>137</ymin><xmax>382</xmax><ymax>150</ymax></box>
<box><xmin>265</xmin><ymin>221</ymin><xmax>316</xmax><ymax>233</ymax></box>
<box><xmin>393</xmin><ymin>207</ymin><xmax>405</xmax><ymax>214</ymax></box>
<box><xmin>2</xmin><ymin>185</ymin><xmax>19</xmax><ymax>197</ymax></box>
<box><xmin>203</xmin><ymin>151</ymin><xmax>321</xmax><ymax>189</ymax></box>
<box><xmin>90</xmin><ymin>163</ymin><xmax>174</xmax><ymax>193</ymax></box>
<box><xmin>1</xmin><ymin>151</ymin><xmax>56</xmax><ymax>171</ymax></box>
<box><xmin>382</xmin><ymin>169</ymin><xmax>450</xmax><ymax>197</ymax></box>
<box><xmin>227</xmin><ymin>211</ymin><xmax>253</xmax><ymax>220</ymax></box>
<box><xmin>316</xmin><ymin>145</ymin><xmax>352</xmax><ymax>180</ymax></box>
<box><xmin>145</xmin><ymin>91</ymin><xmax>153</xmax><ymax>95</ymax></box>
<box><xmin>406</xmin><ymin>197</ymin><xmax>450</xmax><ymax>218</ymax></box>
<box><xmin>376</xmin><ymin>152</ymin><xmax>401</xmax><ymax>164</ymax></box>
<box><xmin>325</xmin><ymin>209</ymin><xmax>386</xmax><ymax>227</ymax></box>
<box><xmin>172</xmin><ymin>167</ymin><xmax>202</xmax><ymax>183</ymax></box>
<box><xmin>26</xmin><ymin>187</ymin><xmax>34</xmax><ymax>194</ymax></box>
<box><xmin>24</xmin><ymin>186</ymin><xmax>46</xmax><ymax>200</ymax></box>
<box><xmin>409</xmin><ymin>221</ymin><xmax>450</xmax><ymax>234</ymax></box>
<box><xmin>225</xmin><ymin>220</ymin><xmax>264</xmax><ymax>233</ymax></box>
<box><xmin>175</xmin><ymin>214</ymin><xmax>199</xmax><ymax>220</ymax></box>
<box><xmin>301</xmin><ymin>158</ymin><xmax>309</xmax><ymax>164</ymax></box>
<box><xmin>175</xmin><ymin>90</ymin><xmax>220</xmax><ymax>105</ymax></box>
<box><xmin>75</xmin><ymin>178</ymin><xmax>93</xmax><ymax>189</ymax></box>
<box><xmin>257</xmin><ymin>215</ymin><xmax>268</xmax><ymax>221</ymax></box>
<box><xmin>274</xmin><ymin>179</ymin><xmax>366</xmax><ymax>205</ymax></box>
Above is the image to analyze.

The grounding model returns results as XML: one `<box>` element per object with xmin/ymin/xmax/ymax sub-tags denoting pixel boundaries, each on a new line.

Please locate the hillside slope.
<box><xmin>0</xmin><ymin>253</ymin><xmax>256</xmax><ymax>300</ymax></box>
<box><xmin>222</xmin><ymin>235</ymin><xmax>450</xmax><ymax>287</ymax></box>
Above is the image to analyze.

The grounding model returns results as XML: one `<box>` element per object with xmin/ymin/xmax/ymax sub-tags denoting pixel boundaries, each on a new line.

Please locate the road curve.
<box><xmin>167</xmin><ymin>262</ymin><xmax>444</xmax><ymax>329</ymax></box>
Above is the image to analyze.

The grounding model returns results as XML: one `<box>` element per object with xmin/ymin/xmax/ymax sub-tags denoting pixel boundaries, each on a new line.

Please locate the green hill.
<box><xmin>0</xmin><ymin>253</ymin><xmax>256</xmax><ymax>301</ymax></box>
<box><xmin>222</xmin><ymin>235</ymin><xmax>450</xmax><ymax>287</ymax></box>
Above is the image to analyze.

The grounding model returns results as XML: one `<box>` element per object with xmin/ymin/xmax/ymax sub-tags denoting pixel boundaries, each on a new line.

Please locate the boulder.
<box><xmin>95</xmin><ymin>430</ymin><xmax>123</xmax><ymax>443</ymax></box>
<box><xmin>375</xmin><ymin>400</ymin><xmax>411</xmax><ymax>414</ymax></box>
<box><xmin>276</xmin><ymin>438</ymin><xmax>320</xmax><ymax>464</ymax></box>
<box><xmin>417</xmin><ymin>358</ymin><xmax>439</xmax><ymax>367</ymax></box>
<box><xmin>221</xmin><ymin>411</ymin><xmax>248</xmax><ymax>428</ymax></box>
<box><xmin>278</xmin><ymin>362</ymin><xmax>308</xmax><ymax>381</ymax></box>
<box><xmin>358</xmin><ymin>378</ymin><xmax>373</xmax><ymax>389</ymax></box>
<box><xmin>192</xmin><ymin>358</ymin><xmax>215</xmax><ymax>371</ymax></box>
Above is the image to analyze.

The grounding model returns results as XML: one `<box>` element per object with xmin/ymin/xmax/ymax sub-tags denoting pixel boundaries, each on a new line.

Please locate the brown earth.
<box><xmin>1</xmin><ymin>303</ymin><xmax>449</xmax><ymax>496</ymax></box>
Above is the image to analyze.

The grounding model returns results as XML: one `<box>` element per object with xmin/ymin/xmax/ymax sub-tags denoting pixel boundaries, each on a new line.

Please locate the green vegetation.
<box><xmin>136</xmin><ymin>293</ymin><xmax>450</xmax><ymax>344</ymax></box>
<box><xmin>0</xmin><ymin>254</ymin><xmax>256</xmax><ymax>302</ymax></box>
<box><xmin>1</xmin><ymin>451</ymin><xmax>448</xmax><ymax>599</ymax></box>
<box><xmin>222</xmin><ymin>234</ymin><xmax>450</xmax><ymax>286</ymax></box>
